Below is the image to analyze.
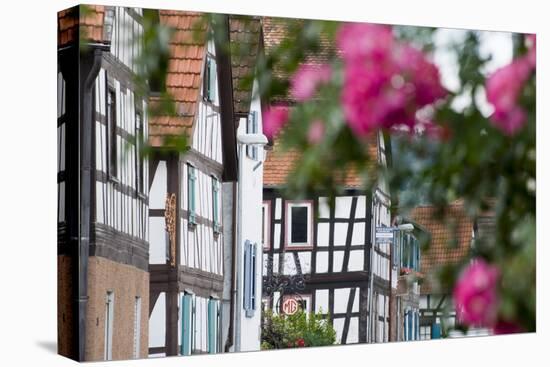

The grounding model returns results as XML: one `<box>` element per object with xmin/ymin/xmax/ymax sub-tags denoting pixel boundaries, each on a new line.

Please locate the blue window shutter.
<box><xmin>188</xmin><ymin>165</ymin><xmax>196</xmax><ymax>224</ymax></box>
<box><xmin>431</xmin><ymin>323</ymin><xmax>441</xmax><ymax>339</ymax></box>
<box><xmin>243</xmin><ymin>241</ymin><xmax>251</xmax><ymax>315</ymax></box>
<box><xmin>207</xmin><ymin>299</ymin><xmax>218</xmax><ymax>354</ymax></box>
<box><xmin>212</xmin><ymin>177</ymin><xmax>219</xmax><ymax>232</ymax></box>
<box><xmin>181</xmin><ymin>294</ymin><xmax>191</xmax><ymax>356</ymax></box>
<box><xmin>209</xmin><ymin>59</ymin><xmax>216</xmax><ymax>102</ymax></box>
<box><xmin>251</xmin><ymin>243</ymin><xmax>257</xmax><ymax>311</ymax></box>
<box><xmin>407</xmin><ymin>311</ymin><xmax>412</xmax><ymax>341</ymax></box>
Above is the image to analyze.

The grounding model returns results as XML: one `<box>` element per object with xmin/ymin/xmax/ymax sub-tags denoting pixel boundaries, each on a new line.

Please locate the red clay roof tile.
<box><xmin>409</xmin><ymin>201</ymin><xmax>473</xmax><ymax>294</ymax></box>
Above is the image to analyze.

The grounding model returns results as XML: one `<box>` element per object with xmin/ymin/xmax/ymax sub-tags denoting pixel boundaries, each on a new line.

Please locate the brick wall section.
<box><xmin>57</xmin><ymin>255</ymin><xmax>73</xmax><ymax>358</ymax></box>
<box><xmin>85</xmin><ymin>256</ymin><xmax>149</xmax><ymax>361</ymax></box>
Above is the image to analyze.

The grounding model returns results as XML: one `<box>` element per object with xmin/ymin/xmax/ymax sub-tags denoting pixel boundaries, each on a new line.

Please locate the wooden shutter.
<box><xmin>181</xmin><ymin>294</ymin><xmax>192</xmax><ymax>356</ymax></box>
<box><xmin>431</xmin><ymin>323</ymin><xmax>441</xmax><ymax>339</ymax></box>
<box><xmin>243</xmin><ymin>240</ymin><xmax>251</xmax><ymax>315</ymax></box>
<box><xmin>207</xmin><ymin>299</ymin><xmax>219</xmax><ymax>354</ymax></box>
<box><xmin>188</xmin><ymin>165</ymin><xmax>196</xmax><ymax>224</ymax></box>
<box><xmin>407</xmin><ymin>311</ymin><xmax>412</xmax><ymax>341</ymax></box>
<box><xmin>212</xmin><ymin>177</ymin><xmax>220</xmax><ymax>232</ymax></box>
<box><xmin>209</xmin><ymin>59</ymin><xmax>216</xmax><ymax>102</ymax></box>
<box><xmin>251</xmin><ymin>243</ymin><xmax>257</xmax><ymax>311</ymax></box>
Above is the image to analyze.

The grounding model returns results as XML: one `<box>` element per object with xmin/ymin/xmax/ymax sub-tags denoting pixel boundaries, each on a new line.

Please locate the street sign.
<box><xmin>282</xmin><ymin>298</ymin><xmax>299</xmax><ymax>315</ymax></box>
<box><xmin>376</xmin><ymin>227</ymin><xmax>394</xmax><ymax>244</ymax></box>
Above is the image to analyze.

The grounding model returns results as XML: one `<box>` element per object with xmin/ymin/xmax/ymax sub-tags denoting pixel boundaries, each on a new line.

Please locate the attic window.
<box><xmin>203</xmin><ymin>56</ymin><xmax>216</xmax><ymax>102</ymax></box>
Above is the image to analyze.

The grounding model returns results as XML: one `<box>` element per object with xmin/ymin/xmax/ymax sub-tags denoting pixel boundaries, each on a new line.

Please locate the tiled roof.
<box><xmin>409</xmin><ymin>201</ymin><xmax>474</xmax><ymax>294</ymax></box>
<box><xmin>263</xmin><ymin>133</ymin><xmax>378</xmax><ymax>188</ymax></box>
<box><xmin>149</xmin><ymin>10</ymin><xmax>207</xmax><ymax>147</ymax></box>
<box><xmin>262</xmin><ymin>16</ymin><xmax>338</xmax><ymax>103</ymax></box>
<box><xmin>58</xmin><ymin>5</ymin><xmax>106</xmax><ymax>47</ymax></box>
<box><xmin>229</xmin><ymin>16</ymin><xmax>262</xmax><ymax>116</ymax></box>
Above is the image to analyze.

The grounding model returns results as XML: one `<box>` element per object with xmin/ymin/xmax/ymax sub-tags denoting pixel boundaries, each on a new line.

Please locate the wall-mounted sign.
<box><xmin>282</xmin><ymin>298</ymin><xmax>299</xmax><ymax>315</ymax></box>
<box><xmin>375</xmin><ymin>227</ymin><xmax>394</xmax><ymax>244</ymax></box>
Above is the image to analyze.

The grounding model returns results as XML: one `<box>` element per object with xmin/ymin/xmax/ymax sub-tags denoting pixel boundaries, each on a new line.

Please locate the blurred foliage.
<box><xmin>261</xmin><ymin>309</ymin><xmax>336</xmax><ymax>349</ymax></box>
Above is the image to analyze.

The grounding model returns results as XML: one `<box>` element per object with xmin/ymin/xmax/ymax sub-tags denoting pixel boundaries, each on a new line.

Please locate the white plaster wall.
<box><xmin>235</xmin><ymin>78</ymin><xmax>264</xmax><ymax>352</ymax></box>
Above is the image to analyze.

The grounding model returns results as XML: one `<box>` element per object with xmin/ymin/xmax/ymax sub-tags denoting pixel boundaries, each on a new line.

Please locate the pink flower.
<box><xmin>263</xmin><ymin>106</ymin><xmax>289</xmax><ymax>139</ymax></box>
<box><xmin>453</xmin><ymin>259</ymin><xmax>500</xmax><ymax>327</ymax></box>
<box><xmin>486</xmin><ymin>58</ymin><xmax>532</xmax><ymax>135</ymax></box>
<box><xmin>393</xmin><ymin>45</ymin><xmax>447</xmax><ymax>106</ymax></box>
<box><xmin>290</xmin><ymin>63</ymin><xmax>332</xmax><ymax>101</ymax></box>
<box><xmin>337</xmin><ymin>23</ymin><xmax>446</xmax><ymax>136</ymax></box>
<box><xmin>493</xmin><ymin>319</ymin><xmax>524</xmax><ymax>335</ymax></box>
<box><xmin>336</xmin><ymin>23</ymin><xmax>394</xmax><ymax>64</ymax></box>
<box><xmin>296</xmin><ymin>338</ymin><xmax>305</xmax><ymax>347</ymax></box>
<box><xmin>307</xmin><ymin>120</ymin><xmax>325</xmax><ymax>144</ymax></box>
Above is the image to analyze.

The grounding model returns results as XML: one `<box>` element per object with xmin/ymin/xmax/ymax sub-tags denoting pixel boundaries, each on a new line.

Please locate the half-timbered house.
<box><xmin>260</xmin><ymin>17</ymin><xmax>393</xmax><ymax>345</ymax></box>
<box><xmin>262</xmin><ymin>133</ymin><xmax>393</xmax><ymax>344</ymax></box>
<box><xmin>58</xmin><ymin>5</ymin><xmax>150</xmax><ymax>361</ymax></box>
<box><xmin>146</xmin><ymin>10</ymin><xmax>239</xmax><ymax>357</ymax></box>
<box><xmin>409</xmin><ymin>201</ymin><xmax>481</xmax><ymax>339</ymax></box>
<box><xmin>390</xmin><ymin>219</ymin><xmax>425</xmax><ymax>342</ymax></box>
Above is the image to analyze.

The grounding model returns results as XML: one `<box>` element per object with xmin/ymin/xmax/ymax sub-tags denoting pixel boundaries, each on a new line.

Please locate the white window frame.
<box><xmin>285</xmin><ymin>201</ymin><xmax>313</xmax><ymax>249</ymax></box>
<box><xmin>133</xmin><ymin>296</ymin><xmax>142</xmax><ymax>359</ymax></box>
<box><xmin>104</xmin><ymin>291</ymin><xmax>115</xmax><ymax>361</ymax></box>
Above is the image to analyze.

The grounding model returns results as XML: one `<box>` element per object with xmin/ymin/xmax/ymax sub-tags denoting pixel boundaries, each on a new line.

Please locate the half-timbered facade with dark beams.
<box><xmin>260</xmin><ymin>17</ymin><xmax>393</xmax><ymax>345</ymax></box>
<box><xmin>409</xmin><ymin>201</ymin><xmax>480</xmax><ymax>339</ymax></box>
<box><xmin>147</xmin><ymin>11</ymin><xmax>238</xmax><ymax>358</ymax></box>
<box><xmin>58</xmin><ymin>5</ymin><xmax>150</xmax><ymax>362</ymax></box>
<box><xmin>262</xmin><ymin>134</ymin><xmax>393</xmax><ymax>344</ymax></box>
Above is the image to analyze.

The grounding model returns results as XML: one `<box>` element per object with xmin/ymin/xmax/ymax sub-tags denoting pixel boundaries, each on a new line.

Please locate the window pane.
<box><xmin>291</xmin><ymin>206</ymin><xmax>308</xmax><ymax>244</ymax></box>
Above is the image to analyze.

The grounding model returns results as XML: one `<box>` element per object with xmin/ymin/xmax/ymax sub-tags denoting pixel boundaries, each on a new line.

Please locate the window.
<box><xmin>133</xmin><ymin>296</ymin><xmax>142</xmax><ymax>358</ymax></box>
<box><xmin>187</xmin><ymin>164</ymin><xmax>196</xmax><ymax>225</ymax></box>
<box><xmin>107</xmin><ymin>89</ymin><xmax>118</xmax><ymax>179</ymax></box>
<box><xmin>181</xmin><ymin>293</ymin><xmax>195</xmax><ymax>356</ymax></box>
<box><xmin>203</xmin><ymin>56</ymin><xmax>216</xmax><ymax>102</ymax></box>
<box><xmin>285</xmin><ymin>201</ymin><xmax>313</xmax><ymax>248</ymax></box>
<box><xmin>135</xmin><ymin>112</ymin><xmax>144</xmax><ymax>195</ymax></box>
<box><xmin>246</xmin><ymin>111</ymin><xmax>259</xmax><ymax>160</ymax></box>
<box><xmin>262</xmin><ymin>201</ymin><xmax>271</xmax><ymax>250</ymax></box>
<box><xmin>212</xmin><ymin>177</ymin><xmax>220</xmax><ymax>233</ymax></box>
<box><xmin>104</xmin><ymin>291</ymin><xmax>114</xmax><ymax>361</ymax></box>
<box><xmin>243</xmin><ymin>240</ymin><xmax>257</xmax><ymax>317</ymax></box>
<box><xmin>420</xmin><ymin>325</ymin><xmax>431</xmax><ymax>340</ymax></box>
<box><xmin>207</xmin><ymin>298</ymin><xmax>220</xmax><ymax>354</ymax></box>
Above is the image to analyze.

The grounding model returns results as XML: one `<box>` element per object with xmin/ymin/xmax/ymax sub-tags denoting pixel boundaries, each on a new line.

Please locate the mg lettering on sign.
<box><xmin>282</xmin><ymin>298</ymin><xmax>299</xmax><ymax>315</ymax></box>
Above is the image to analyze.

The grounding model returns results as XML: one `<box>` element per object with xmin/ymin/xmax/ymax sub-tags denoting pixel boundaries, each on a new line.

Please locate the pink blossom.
<box><xmin>307</xmin><ymin>120</ymin><xmax>325</xmax><ymax>144</ymax></box>
<box><xmin>393</xmin><ymin>45</ymin><xmax>447</xmax><ymax>106</ymax></box>
<box><xmin>453</xmin><ymin>259</ymin><xmax>500</xmax><ymax>327</ymax></box>
<box><xmin>486</xmin><ymin>58</ymin><xmax>532</xmax><ymax>135</ymax></box>
<box><xmin>493</xmin><ymin>320</ymin><xmax>524</xmax><ymax>335</ymax></box>
<box><xmin>290</xmin><ymin>63</ymin><xmax>332</xmax><ymax>101</ymax></box>
<box><xmin>337</xmin><ymin>23</ymin><xmax>446</xmax><ymax>136</ymax></box>
<box><xmin>336</xmin><ymin>23</ymin><xmax>394</xmax><ymax>64</ymax></box>
<box><xmin>263</xmin><ymin>106</ymin><xmax>289</xmax><ymax>139</ymax></box>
